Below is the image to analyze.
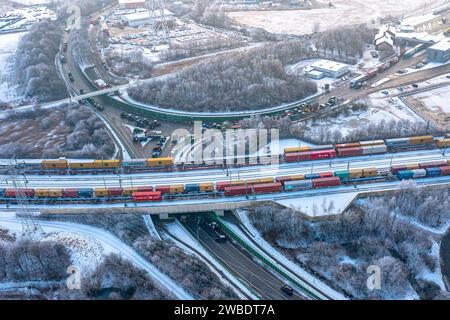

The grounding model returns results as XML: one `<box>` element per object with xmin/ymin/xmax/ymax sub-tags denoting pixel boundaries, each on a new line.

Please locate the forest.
<box><xmin>14</xmin><ymin>21</ymin><xmax>68</xmax><ymax>103</ymax></box>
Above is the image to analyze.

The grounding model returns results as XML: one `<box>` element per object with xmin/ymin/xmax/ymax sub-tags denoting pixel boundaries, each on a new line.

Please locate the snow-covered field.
<box><xmin>0</xmin><ymin>32</ymin><xmax>24</xmax><ymax>104</ymax></box>
<box><xmin>411</xmin><ymin>85</ymin><xmax>450</xmax><ymax>114</ymax></box>
<box><xmin>228</xmin><ymin>0</ymin><xmax>445</xmax><ymax>35</ymax></box>
<box><xmin>276</xmin><ymin>192</ymin><xmax>358</xmax><ymax>217</ymax></box>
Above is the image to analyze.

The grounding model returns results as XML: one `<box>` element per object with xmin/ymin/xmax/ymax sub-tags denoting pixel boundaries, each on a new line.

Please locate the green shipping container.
<box><xmin>334</xmin><ymin>170</ymin><xmax>350</xmax><ymax>180</ymax></box>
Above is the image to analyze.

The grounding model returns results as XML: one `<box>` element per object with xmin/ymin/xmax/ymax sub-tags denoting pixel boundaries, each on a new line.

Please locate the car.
<box><xmin>412</xmin><ymin>83</ymin><xmax>419</xmax><ymax>88</ymax></box>
<box><xmin>382</xmin><ymin>90</ymin><xmax>389</xmax><ymax>95</ymax></box>
<box><xmin>60</xmin><ymin>56</ymin><xmax>67</xmax><ymax>64</ymax></box>
<box><xmin>68</xmin><ymin>72</ymin><xmax>74</xmax><ymax>82</ymax></box>
<box><xmin>371</xmin><ymin>51</ymin><xmax>379</xmax><ymax>58</ymax></box>
<box><xmin>281</xmin><ymin>285</ymin><xmax>294</xmax><ymax>296</ymax></box>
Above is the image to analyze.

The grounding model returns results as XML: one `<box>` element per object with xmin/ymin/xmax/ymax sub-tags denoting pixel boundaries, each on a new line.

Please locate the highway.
<box><xmin>1</xmin><ymin>149</ymin><xmax>448</xmax><ymax>188</ymax></box>
<box><xmin>180</xmin><ymin>215</ymin><xmax>304</xmax><ymax>300</ymax></box>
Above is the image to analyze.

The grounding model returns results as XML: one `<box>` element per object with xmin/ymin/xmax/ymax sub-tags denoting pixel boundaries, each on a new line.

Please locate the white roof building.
<box><xmin>119</xmin><ymin>0</ymin><xmax>147</xmax><ymax>9</ymax></box>
<box><xmin>310</xmin><ymin>60</ymin><xmax>349</xmax><ymax>78</ymax></box>
<box><xmin>120</xmin><ymin>9</ymin><xmax>174</xmax><ymax>27</ymax></box>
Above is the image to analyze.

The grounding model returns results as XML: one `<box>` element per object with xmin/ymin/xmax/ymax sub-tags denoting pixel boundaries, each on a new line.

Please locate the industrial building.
<box><xmin>119</xmin><ymin>0</ymin><xmax>147</xmax><ymax>9</ymax></box>
<box><xmin>120</xmin><ymin>9</ymin><xmax>175</xmax><ymax>27</ymax></box>
<box><xmin>427</xmin><ymin>39</ymin><xmax>450</xmax><ymax>62</ymax></box>
<box><xmin>310</xmin><ymin>60</ymin><xmax>349</xmax><ymax>78</ymax></box>
<box><xmin>306</xmin><ymin>70</ymin><xmax>324</xmax><ymax>80</ymax></box>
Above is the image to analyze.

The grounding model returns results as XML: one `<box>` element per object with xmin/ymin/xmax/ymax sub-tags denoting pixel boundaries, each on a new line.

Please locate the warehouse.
<box><xmin>119</xmin><ymin>0</ymin><xmax>147</xmax><ymax>9</ymax></box>
<box><xmin>427</xmin><ymin>39</ymin><xmax>450</xmax><ymax>63</ymax></box>
<box><xmin>310</xmin><ymin>60</ymin><xmax>349</xmax><ymax>78</ymax></box>
<box><xmin>120</xmin><ymin>9</ymin><xmax>174</xmax><ymax>27</ymax></box>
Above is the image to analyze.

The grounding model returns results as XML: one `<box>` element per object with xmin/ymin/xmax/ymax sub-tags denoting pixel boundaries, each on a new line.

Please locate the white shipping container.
<box><xmin>362</xmin><ymin>145</ymin><xmax>388</xmax><ymax>155</ymax></box>
<box><xmin>359</xmin><ymin>140</ymin><xmax>385</xmax><ymax>147</ymax></box>
<box><xmin>412</xmin><ymin>169</ymin><xmax>427</xmax><ymax>178</ymax></box>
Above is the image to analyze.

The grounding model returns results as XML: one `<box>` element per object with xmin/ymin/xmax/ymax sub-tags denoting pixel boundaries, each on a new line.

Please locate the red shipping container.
<box><xmin>5</xmin><ymin>189</ymin><xmax>35</xmax><ymax>198</ymax></box>
<box><xmin>136</xmin><ymin>186</ymin><xmax>154</xmax><ymax>192</ymax></box>
<box><xmin>285</xmin><ymin>150</ymin><xmax>336</xmax><ymax>162</ymax></box>
<box><xmin>155</xmin><ymin>185</ymin><xmax>171</xmax><ymax>194</ymax></box>
<box><xmin>419</xmin><ymin>161</ymin><xmax>447</xmax><ymax>169</ymax></box>
<box><xmin>133</xmin><ymin>191</ymin><xmax>162</xmax><ymax>202</ymax></box>
<box><xmin>216</xmin><ymin>181</ymin><xmax>245</xmax><ymax>191</ymax></box>
<box><xmin>312</xmin><ymin>177</ymin><xmax>341</xmax><ymax>188</ymax></box>
<box><xmin>224</xmin><ymin>185</ymin><xmax>250</xmax><ymax>197</ymax></box>
<box><xmin>440</xmin><ymin>166</ymin><xmax>450</xmax><ymax>176</ymax></box>
<box><xmin>337</xmin><ymin>147</ymin><xmax>363</xmax><ymax>157</ymax></box>
<box><xmin>252</xmin><ymin>183</ymin><xmax>282</xmax><ymax>194</ymax></box>
<box><xmin>107</xmin><ymin>187</ymin><xmax>123</xmax><ymax>197</ymax></box>
<box><xmin>319</xmin><ymin>171</ymin><xmax>334</xmax><ymax>178</ymax></box>
<box><xmin>63</xmin><ymin>188</ymin><xmax>78</xmax><ymax>198</ymax></box>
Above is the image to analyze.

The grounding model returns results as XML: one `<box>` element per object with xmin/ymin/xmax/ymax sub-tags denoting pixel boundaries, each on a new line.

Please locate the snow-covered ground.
<box><xmin>276</xmin><ymin>192</ymin><xmax>358</xmax><ymax>217</ymax></box>
<box><xmin>0</xmin><ymin>213</ymin><xmax>192</xmax><ymax>300</ymax></box>
<box><xmin>228</xmin><ymin>0</ymin><xmax>445</xmax><ymax>35</ymax></box>
<box><xmin>411</xmin><ymin>85</ymin><xmax>450</xmax><ymax>114</ymax></box>
<box><xmin>0</xmin><ymin>5</ymin><xmax>56</xmax><ymax>31</ymax></box>
<box><xmin>0</xmin><ymin>32</ymin><xmax>25</xmax><ymax>104</ymax></box>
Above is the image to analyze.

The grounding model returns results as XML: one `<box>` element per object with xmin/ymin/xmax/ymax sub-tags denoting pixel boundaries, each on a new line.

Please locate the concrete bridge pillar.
<box><xmin>159</xmin><ymin>213</ymin><xmax>170</xmax><ymax>220</ymax></box>
<box><xmin>215</xmin><ymin>210</ymin><xmax>225</xmax><ymax>217</ymax></box>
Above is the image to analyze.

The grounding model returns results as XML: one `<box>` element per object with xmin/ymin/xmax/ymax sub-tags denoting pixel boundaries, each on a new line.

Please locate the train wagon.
<box><xmin>359</xmin><ymin>140</ymin><xmax>385</xmax><ymax>147</ymax></box>
<box><xmin>122</xmin><ymin>159</ymin><xmax>147</xmax><ymax>169</ymax></box>
<box><xmin>216</xmin><ymin>181</ymin><xmax>246</xmax><ymax>191</ymax></box>
<box><xmin>132</xmin><ymin>191</ymin><xmax>162</xmax><ymax>202</ymax></box>
<box><xmin>41</xmin><ymin>160</ymin><xmax>69</xmax><ymax>170</ymax></box>
<box><xmin>284</xmin><ymin>150</ymin><xmax>336</xmax><ymax>162</ymax></box>
<box><xmin>69</xmin><ymin>161</ymin><xmax>96</xmax><ymax>171</ymax></box>
<box><xmin>5</xmin><ymin>189</ymin><xmax>35</xmax><ymax>198</ymax></box>
<box><xmin>251</xmin><ymin>183</ymin><xmax>282</xmax><ymax>194</ymax></box>
<box><xmin>93</xmin><ymin>160</ymin><xmax>121</xmax><ymax>169</ymax></box>
<box><xmin>418</xmin><ymin>161</ymin><xmax>448</xmax><ymax>169</ymax></box>
<box><xmin>410</xmin><ymin>136</ymin><xmax>434</xmax><ymax>145</ymax></box>
<box><xmin>35</xmin><ymin>189</ymin><xmax>64</xmax><ymax>198</ymax></box>
<box><xmin>276</xmin><ymin>174</ymin><xmax>305</xmax><ymax>184</ymax></box>
<box><xmin>437</xmin><ymin>138</ymin><xmax>450</xmax><ymax>148</ymax></box>
<box><xmin>155</xmin><ymin>185</ymin><xmax>171</xmax><ymax>194</ymax></box>
<box><xmin>397</xmin><ymin>169</ymin><xmax>427</xmax><ymax>180</ymax></box>
<box><xmin>199</xmin><ymin>183</ymin><xmax>215</xmax><ymax>193</ymax></box>
<box><xmin>63</xmin><ymin>188</ymin><xmax>93</xmax><ymax>198</ymax></box>
<box><xmin>284</xmin><ymin>145</ymin><xmax>334</xmax><ymax>154</ymax></box>
<box><xmin>312</xmin><ymin>177</ymin><xmax>341</xmax><ymax>188</ymax></box>
<box><xmin>169</xmin><ymin>185</ymin><xmax>185</xmax><ymax>194</ymax></box>
<box><xmin>246</xmin><ymin>178</ymin><xmax>274</xmax><ymax>185</ymax></box>
<box><xmin>147</xmin><ymin>158</ymin><xmax>174</xmax><ymax>167</ymax></box>
<box><xmin>123</xmin><ymin>186</ymin><xmax>153</xmax><ymax>196</ymax></box>
<box><xmin>284</xmin><ymin>180</ymin><xmax>313</xmax><ymax>191</ymax></box>
<box><xmin>0</xmin><ymin>189</ymin><xmax>4</xmax><ymax>197</ymax></box>
<box><xmin>390</xmin><ymin>164</ymin><xmax>419</xmax><ymax>174</ymax></box>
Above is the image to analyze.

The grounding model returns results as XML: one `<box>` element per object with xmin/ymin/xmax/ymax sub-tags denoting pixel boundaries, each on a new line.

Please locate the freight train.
<box><xmin>1</xmin><ymin>160</ymin><xmax>449</xmax><ymax>205</ymax></box>
<box><xmin>0</xmin><ymin>136</ymin><xmax>448</xmax><ymax>175</ymax></box>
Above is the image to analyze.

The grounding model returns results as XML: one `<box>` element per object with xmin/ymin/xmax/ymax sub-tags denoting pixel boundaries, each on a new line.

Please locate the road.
<box><xmin>1</xmin><ymin>149</ymin><xmax>448</xmax><ymax>188</ymax></box>
<box><xmin>0</xmin><ymin>213</ymin><xmax>193</xmax><ymax>300</ymax></box>
<box><xmin>180</xmin><ymin>215</ymin><xmax>304</xmax><ymax>300</ymax></box>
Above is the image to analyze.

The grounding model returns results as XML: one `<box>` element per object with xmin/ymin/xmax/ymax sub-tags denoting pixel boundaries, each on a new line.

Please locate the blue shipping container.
<box><xmin>426</xmin><ymin>167</ymin><xmax>441</xmax><ymax>177</ymax></box>
<box><xmin>305</xmin><ymin>173</ymin><xmax>321</xmax><ymax>180</ymax></box>
<box><xmin>397</xmin><ymin>170</ymin><xmax>414</xmax><ymax>180</ymax></box>
<box><xmin>0</xmin><ymin>188</ymin><xmax>5</xmax><ymax>197</ymax></box>
<box><xmin>78</xmin><ymin>188</ymin><xmax>94</xmax><ymax>198</ymax></box>
<box><xmin>185</xmin><ymin>184</ymin><xmax>200</xmax><ymax>193</ymax></box>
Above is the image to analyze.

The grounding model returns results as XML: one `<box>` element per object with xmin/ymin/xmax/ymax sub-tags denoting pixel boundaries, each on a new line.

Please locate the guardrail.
<box><xmin>214</xmin><ymin>216</ymin><xmax>326</xmax><ymax>300</ymax></box>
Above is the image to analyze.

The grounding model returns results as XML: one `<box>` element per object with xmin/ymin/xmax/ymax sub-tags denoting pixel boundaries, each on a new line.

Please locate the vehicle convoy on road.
<box><xmin>1</xmin><ymin>136</ymin><xmax>448</xmax><ymax>175</ymax></box>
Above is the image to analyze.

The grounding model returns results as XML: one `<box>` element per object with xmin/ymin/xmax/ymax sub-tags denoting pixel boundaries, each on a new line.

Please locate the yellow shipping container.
<box><xmin>35</xmin><ymin>189</ymin><xmax>49</xmax><ymax>198</ymax></box>
<box><xmin>362</xmin><ymin>168</ymin><xmax>378</xmax><ymax>177</ymax></box>
<box><xmin>123</xmin><ymin>187</ymin><xmax>139</xmax><ymax>196</ymax></box>
<box><xmin>41</xmin><ymin>160</ymin><xmax>69</xmax><ymax>170</ymax></box>
<box><xmin>406</xmin><ymin>163</ymin><xmax>420</xmax><ymax>170</ymax></box>
<box><xmin>437</xmin><ymin>139</ymin><xmax>450</xmax><ymax>148</ymax></box>
<box><xmin>147</xmin><ymin>158</ymin><xmax>174</xmax><ymax>167</ymax></box>
<box><xmin>290</xmin><ymin>174</ymin><xmax>305</xmax><ymax>181</ymax></box>
<box><xmin>200</xmin><ymin>183</ymin><xmax>214</xmax><ymax>193</ymax></box>
<box><xmin>349</xmin><ymin>169</ymin><xmax>363</xmax><ymax>179</ymax></box>
<box><xmin>95</xmin><ymin>188</ymin><xmax>109</xmax><ymax>197</ymax></box>
<box><xmin>48</xmin><ymin>189</ymin><xmax>64</xmax><ymax>198</ymax></box>
<box><xmin>284</xmin><ymin>147</ymin><xmax>310</xmax><ymax>154</ymax></box>
<box><xmin>93</xmin><ymin>160</ymin><xmax>121</xmax><ymax>169</ymax></box>
<box><xmin>69</xmin><ymin>161</ymin><xmax>96</xmax><ymax>169</ymax></box>
<box><xmin>170</xmin><ymin>185</ymin><xmax>185</xmax><ymax>194</ymax></box>
<box><xmin>246</xmin><ymin>178</ymin><xmax>274</xmax><ymax>185</ymax></box>
<box><xmin>410</xmin><ymin>135</ymin><xmax>433</xmax><ymax>145</ymax></box>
